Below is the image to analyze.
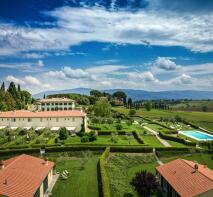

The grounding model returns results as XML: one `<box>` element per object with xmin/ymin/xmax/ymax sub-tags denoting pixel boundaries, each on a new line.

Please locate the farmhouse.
<box><xmin>156</xmin><ymin>159</ymin><xmax>213</xmax><ymax>197</ymax></box>
<box><xmin>0</xmin><ymin>110</ymin><xmax>86</xmax><ymax>132</ymax></box>
<box><xmin>37</xmin><ymin>97</ymin><xmax>75</xmax><ymax>111</ymax></box>
<box><xmin>0</xmin><ymin>154</ymin><xmax>54</xmax><ymax>197</ymax></box>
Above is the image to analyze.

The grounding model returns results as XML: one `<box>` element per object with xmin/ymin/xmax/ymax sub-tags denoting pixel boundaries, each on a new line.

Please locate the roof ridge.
<box><xmin>181</xmin><ymin>159</ymin><xmax>213</xmax><ymax>182</ymax></box>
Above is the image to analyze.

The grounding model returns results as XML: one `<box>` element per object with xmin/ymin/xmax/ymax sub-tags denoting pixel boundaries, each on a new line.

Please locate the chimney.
<box><xmin>0</xmin><ymin>160</ymin><xmax>4</xmax><ymax>170</ymax></box>
<box><xmin>194</xmin><ymin>164</ymin><xmax>198</xmax><ymax>172</ymax></box>
<box><xmin>43</xmin><ymin>156</ymin><xmax>48</xmax><ymax>165</ymax></box>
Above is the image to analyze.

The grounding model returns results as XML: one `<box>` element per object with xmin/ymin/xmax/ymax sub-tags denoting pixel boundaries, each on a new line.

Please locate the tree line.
<box><xmin>0</xmin><ymin>81</ymin><xmax>32</xmax><ymax>111</ymax></box>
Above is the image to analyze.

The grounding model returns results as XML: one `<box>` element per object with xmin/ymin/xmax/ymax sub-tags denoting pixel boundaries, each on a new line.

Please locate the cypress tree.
<box><xmin>0</xmin><ymin>82</ymin><xmax>5</xmax><ymax>91</ymax></box>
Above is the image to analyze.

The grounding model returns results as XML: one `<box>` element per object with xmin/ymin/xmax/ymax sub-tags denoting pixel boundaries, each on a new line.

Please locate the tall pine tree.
<box><xmin>0</xmin><ymin>82</ymin><xmax>5</xmax><ymax>91</ymax></box>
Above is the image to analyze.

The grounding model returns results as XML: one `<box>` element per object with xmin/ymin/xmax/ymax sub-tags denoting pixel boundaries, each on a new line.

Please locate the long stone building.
<box><xmin>36</xmin><ymin>98</ymin><xmax>75</xmax><ymax>111</ymax></box>
<box><xmin>0</xmin><ymin>110</ymin><xmax>86</xmax><ymax>132</ymax></box>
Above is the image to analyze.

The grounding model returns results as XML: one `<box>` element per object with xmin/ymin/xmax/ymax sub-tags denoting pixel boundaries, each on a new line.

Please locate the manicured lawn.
<box><xmin>106</xmin><ymin>153</ymin><xmax>157</xmax><ymax>197</ymax></box>
<box><xmin>65</xmin><ymin>135</ymin><xmax>140</xmax><ymax>145</ymax></box>
<box><xmin>51</xmin><ymin>153</ymin><xmax>100</xmax><ymax>197</ymax></box>
<box><xmin>146</xmin><ymin>123</ymin><xmax>169</xmax><ymax>132</ymax></box>
<box><xmin>141</xmin><ymin>135</ymin><xmax>164</xmax><ymax>147</ymax></box>
<box><xmin>114</xmin><ymin>107</ymin><xmax>213</xmax><ymax>131</ymax></box>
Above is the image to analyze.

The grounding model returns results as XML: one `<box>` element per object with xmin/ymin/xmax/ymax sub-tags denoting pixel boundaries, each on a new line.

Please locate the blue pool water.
<box><xmin>180</xmin><ymin>130</ymin><xmax>213</xmax><ymax>141</ymax></box>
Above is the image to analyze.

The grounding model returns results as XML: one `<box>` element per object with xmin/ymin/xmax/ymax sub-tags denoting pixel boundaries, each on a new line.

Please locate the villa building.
<box><xmin>37</xmin><ymin>98</ymin><xmax>75</xmax><ymax>111</ymax></box>
<box><xmin>0</xmin><ymin>154</ymin><xmax>54</xmax><ymax>197</ymax></box>
<box><xmin>0</xmin><ymin>110</ymin><xmax>86</xmax><ymax>132</ymax></box>
<box><xmin>156</xmin><ymin>159</ymin><xmax>213</xmax><ymax>197</ymax></box>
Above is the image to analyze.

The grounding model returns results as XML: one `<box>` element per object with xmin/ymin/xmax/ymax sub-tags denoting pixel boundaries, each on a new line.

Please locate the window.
<box><xmin>12</xmin><ymin>118</ymin><xmax>16</xmax><ymax>122</ymax></box>
<box><xmin>60</xmin><ymin>103</ymin><xmax>62</xmax><ymax>105</ymax></box>
<box><xmin>69</xmin><ymin>107</ymin><xmax>72</xmax><ymax>110</ymax></box>
<box><xmin>47</xmin><ymin>103</ymin><xmax>50</xmax><ymax>106</ymax></box>
<box><xmin>64</xmin><ymin>103</ymin><xmax>67</xmax><ymax>105</ymax></box>
<box><xmin>40</xmin><ymin>118</ymin><xmax>43</xmax><ymax>122</ymax></box>
<box><xmin>28</xmin><ymin>118</ymin><xmax>31</xmax><ymax>122</ymax></box>
<box><xmin>64</xmin><ymin>108</ymin><xmax>67</xmax><ymax>111</ymax></box>
<box><xmin>47</xmin><ymin>108</ymin><xmax>49</xmax><ymax>111</ymax></box>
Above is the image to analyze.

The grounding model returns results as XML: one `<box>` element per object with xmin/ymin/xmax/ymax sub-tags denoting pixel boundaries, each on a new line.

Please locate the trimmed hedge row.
<box><xmin>132</xmin><ymin>131</ymin><xmax>145</xmax><ymax>144</ymax></box>
<box><xmin>0</xmin><ymin>147</ymin><xmax>40</xmax><ymax>156</ymax></box>
<box><xmin>98</xmin><ymin>131</ymin><xmax>129</xmax><ymax>135</ymax></box>
<box><xmin>159</xmin><ymin>131</ymin><xmax>196</xmax><ymax>146</ymax></box>
<box><xmin>110</xmin><ymin>146</ymin><xmax>153</xmax><ymax>153</ymax></box>
<box><xmin>99</xmin><ymin>147</ymin><xmax>111</xmax><ymax>197</ymax></box>
<box><xmin>88</xmin><ymin>125</ymin><xmax>101</xmax><ymax>130</ymax></box>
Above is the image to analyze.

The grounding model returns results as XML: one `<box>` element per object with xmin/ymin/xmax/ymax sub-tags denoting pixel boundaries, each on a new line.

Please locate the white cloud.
<box><xmin>5</xmin><ymin>75</ymin><xmax>51</xmax><ymax>91</ymax></box>
<box><xmin>37</xmin><ymin>60</ymin><xmax>44</xmax><ymax>67</ymax></box>
<box><xmin>155</xmin><ymin>57</ymin><xmax>178</xmax><ymax>70</ymax></box>
<box><xmin>0</xmin><ymin>5</ymin><xmax>213</xmax><ymax>56</ymax></box>
<box><xmin>6</xmin><ymin>75</ymin><xmax>25</xmax><ymax>85</ymax></box>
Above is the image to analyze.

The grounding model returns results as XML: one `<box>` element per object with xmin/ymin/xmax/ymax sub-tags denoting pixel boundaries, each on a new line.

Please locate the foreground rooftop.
<box><xmin>156</xmin><ymin>159</ymin><xmax>213</xmax><ymax>197</ymax></box>
<box><xmin>0</xmin><ymin>154</ymin><xmax>54</xmax><ymax>197</ymax></box>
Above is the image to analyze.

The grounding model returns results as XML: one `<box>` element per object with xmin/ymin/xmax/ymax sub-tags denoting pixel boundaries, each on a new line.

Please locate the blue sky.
<box><xmin>0</xmin><ymin>0</ymin><xmax>213</xmax><ymax>93</ymax></box>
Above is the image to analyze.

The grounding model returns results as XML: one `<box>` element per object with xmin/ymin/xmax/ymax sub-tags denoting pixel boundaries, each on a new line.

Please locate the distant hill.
<box><xmin>33</xmin><ymin>88</ymin><xmax>213</xmax><ymax>100</ymax></box>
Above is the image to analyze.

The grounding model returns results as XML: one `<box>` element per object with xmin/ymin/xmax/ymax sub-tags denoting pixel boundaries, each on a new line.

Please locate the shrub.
<box><xmin>18</xmin><ymin>129</ymin><xmax>27</xmax><ymax>136</ymax></box>
<box><xmin>129</xmin><ymin>109</ymin><xmax>136</xmax><ymax>116</ymax></box>
<box><xmin>59</xmin><ymin>127</ymin><xmax>68</xmax><ymax>140</ymax></box>
<box><xmin>81</xmin><ymin>131</ymin><xmax>97</xmax><ymax>142</ymax></box>
<box><xmin>99</xmin><ymin>147</ymin><xmax>110</xmax><ymax>197</ymax></box>
<box><xmin>131</xmin><ymin>171</ymin><xmax>159</xmax><ymax>197</ymax></box>
<box><xmin>116</xmin><ymin>124</ymin><xmax>123</xmax><ymax>130</ymax></box>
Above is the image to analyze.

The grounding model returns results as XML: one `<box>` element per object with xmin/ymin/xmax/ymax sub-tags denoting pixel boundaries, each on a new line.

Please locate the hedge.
<box><xmin>99</xmin><ymin>147</ymin><xmax>111</xmax><ymax>197</ymax></box>
<box><xmin>98</xmin><ymin>131</ymin><xmax>128</xmax><ymax>135</ymax></box>
<box><xmin>110</xmin><ymin>146</ymin><xmax>153</xmax><ymax>153</ymax></box>
<box><xmin>45</xmin><ymin>145</ymin><xmax>106</xmax><ymax>152</ymax></box>
<box><xmin>132</xmin><ymin>131</ymin><xmax>144</xmax><ymax>144</ymax></box>
<box><xmin>0</xmin><ymin>147</ymin><xmax>40</xmax><ymax>156</ymax></box>
<box><xmin>159</xmin><ymin>131</ymin><xmax>196</xmax><ymax>146</ymax></box>
<box><xmin>88</xmin><ymin>125</ymin><xmax>101</xmax><ymax>130</ymax></box>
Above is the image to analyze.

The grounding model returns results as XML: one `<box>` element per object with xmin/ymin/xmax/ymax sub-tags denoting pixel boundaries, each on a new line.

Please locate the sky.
<box><xmin>0</xmin><ymin>0</ymin><xmax>213</xmax><ymax>94</ymax></box>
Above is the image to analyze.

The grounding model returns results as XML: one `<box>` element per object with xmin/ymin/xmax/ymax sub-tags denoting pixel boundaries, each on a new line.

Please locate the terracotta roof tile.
<box><xmin>156</xmin><ymin>159</ymin><xmax>213</xmax><ymax>197</ymax></box>
<box><xmin>0</xmin><ymin>154</ymin><xmax>54</xmax><ymax>197</ymax></box>
<box><xmin>0</xmin><ymin>110</ymin><xmax>86</xmax><ymax>118</ymax></box>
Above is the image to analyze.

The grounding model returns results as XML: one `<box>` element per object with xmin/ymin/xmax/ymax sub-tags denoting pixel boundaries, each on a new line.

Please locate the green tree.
<box><xmin>59</xmin><ymin>127</ymin><xmax>68</xmax><ymax>140</ymax></box>
<box><xmin>93</xmin><ymin>100</ymin><xmax>111</xmax><ymax>117</ymax></box>
<box><xmin>90</xmin><ymin>89</ymin><xmax>103</xmax><ymax>97</ymax></box>
<box><xmin>202</xmin><ymin>106</ymin><xmax>208</xmax><ymax>112</ymax></box>
<box><xmin>129</xmin><ymin>109</ymin><xmax>136</xmax><ymax>116</ymax></box>
<box><xmin>0</xmin><ymin>82</ymin><xmax>5</xmax><ymax>91</ymax></box>
<box><xmin>145</xmin><ymin>101</ymin><xmax>152</xmax><ymax>111</ymax></box>
<box><xmin>127</xmin><ymin>98</ymin><xmax>133</xmax><ymax>108</ymax></box>
<box><xmin>112</xmin><ymin>91</ymin><xmax>127</xmax><ymax>103</ymax></box>
<box><xmin>131</xmin><ymin>171</ymin><xmax>159</xmax><ymax>197</ymax></box>
<box><xmin>7</xmin><ymin>82</ymin><xmax>19</xmax><ymax>100</ymax></box>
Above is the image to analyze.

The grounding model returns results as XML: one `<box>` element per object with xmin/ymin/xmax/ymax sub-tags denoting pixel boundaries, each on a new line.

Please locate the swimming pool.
<box><xmin>179</xmin><ymin>130</ymin><xmax>213</xmax><ymax>141</ymax></box>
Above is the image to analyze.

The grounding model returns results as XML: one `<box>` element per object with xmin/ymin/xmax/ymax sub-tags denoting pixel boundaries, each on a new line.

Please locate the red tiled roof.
<box><xmin>156</xmin><ymin>159</ymin><xmax>213</xmax><ymax>197</ymax></box>
<box><xmin>0</xmin><ymin>110</ymin><xmax>86</xmax><ymax>118</ymax></box>
<box><xmin>0</xmin><ymin>154</ymin><xmax>54</xmax><ymax>197</ymax></box>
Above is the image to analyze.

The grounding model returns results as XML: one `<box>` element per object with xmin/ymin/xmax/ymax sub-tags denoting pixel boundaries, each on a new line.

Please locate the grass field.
<box><xmin>51</xmin><ymin>152</ymin><xmax>100</xmax><ymax>197</ymax></box>
<box><xmin>114</xmin><ymin>107</ymin><xmax>213</xmax><ymax>131</ymax></box>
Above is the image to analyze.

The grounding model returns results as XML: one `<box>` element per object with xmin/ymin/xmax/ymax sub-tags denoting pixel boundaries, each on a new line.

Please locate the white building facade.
<box><xmin>37</xmin><ymin>98</ymin><xmax>75</xmax><ymax>111</ymax></box>
<box><xmin>0</xmin><ymin>110</ymin><xmax>86</xmax><ymax>132</ymax></box>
